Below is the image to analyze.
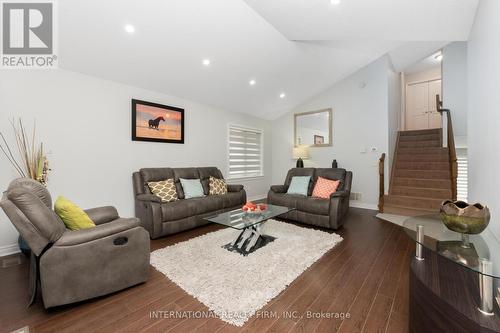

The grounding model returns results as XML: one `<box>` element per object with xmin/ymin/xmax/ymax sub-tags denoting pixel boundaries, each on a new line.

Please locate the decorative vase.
<box><xmin>332</xmin><ymin>159</ymin><xmax>338</xmax><ymax>168</ymax></box>
<box><xmin>440</xmin><ymin>200</ymin><xmax>490</xmax><ymax>248</ymax></box>
<box><xmin>18</xmin><ymin>236</ymin><xmax>31</xmax><ymax>256</ymax></box>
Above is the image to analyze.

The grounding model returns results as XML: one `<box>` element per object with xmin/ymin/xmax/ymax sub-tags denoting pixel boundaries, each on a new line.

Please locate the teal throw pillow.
<box><xmin>287</xmin><ymin>176</ymin><xmax>311</xmax><ymax>196</ymax></box>
<box><xmin>180</xmin><ymin>178</ymin><xmax>206</xmax><ymax>199</ymax></box>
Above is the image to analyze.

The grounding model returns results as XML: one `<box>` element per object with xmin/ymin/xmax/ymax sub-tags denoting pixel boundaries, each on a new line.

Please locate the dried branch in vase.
<box><xmin>0</xmin><ymin>119</ymin><xmax>50</xmax><ymax>185</ymax></box>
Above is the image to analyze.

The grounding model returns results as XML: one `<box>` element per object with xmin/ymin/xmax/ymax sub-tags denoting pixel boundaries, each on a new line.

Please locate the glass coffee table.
<box><xmin>204</xmin><ymin>204</ymin><xmax>294</xmax><ymax>255</ymax></box>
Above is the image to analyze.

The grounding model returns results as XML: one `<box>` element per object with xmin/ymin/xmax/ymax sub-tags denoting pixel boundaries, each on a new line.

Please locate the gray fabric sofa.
<box><xmin>133</xmin><ymin>167</ymin><xmax>246</xmax><ymax>239</ymax></box>
<box><xmin>0</xmin><ymin>178</ymin><xmax>150</xmax><ymax>308</ymax></box>
<box><xmin>268</xmin><ymin>168</ymin><xmax>352</xmax><ymax>230</ymax></box>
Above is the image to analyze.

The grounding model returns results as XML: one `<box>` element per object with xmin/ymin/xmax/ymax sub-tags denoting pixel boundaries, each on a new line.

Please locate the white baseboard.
<box><xmin>248</xmin><ymin>194</ymin><xmax>267</xmax><ymax>202</ymax></box>
<box><xmin>0</xmin><ymin>243</ymin><xmax>20</xmax><ymax>257</ymax></box>
<box><xmin>349</xmin><ymin>201</ymin><xmax>378</xmax><ymax>210</ymax></box>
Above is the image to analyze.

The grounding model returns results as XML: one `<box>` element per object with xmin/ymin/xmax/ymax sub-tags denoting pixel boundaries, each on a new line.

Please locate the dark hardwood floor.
<box><xmin>0</xmin><ymin>208</ymin><xmax>412</xmax><ymax>333</ymax></box>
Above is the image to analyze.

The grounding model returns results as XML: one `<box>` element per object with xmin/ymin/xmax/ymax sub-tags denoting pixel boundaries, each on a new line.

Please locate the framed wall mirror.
<box><xmin>294</xmin><ymin>108</ymin><xmax>332</xmax><ymax>147</ymax></box>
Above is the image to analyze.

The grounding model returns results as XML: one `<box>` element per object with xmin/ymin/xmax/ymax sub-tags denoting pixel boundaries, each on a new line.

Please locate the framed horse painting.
<box><xmin>131</xmin><ymin>99</ymin><xmax>185</xmax><ymax>144</ymax></box>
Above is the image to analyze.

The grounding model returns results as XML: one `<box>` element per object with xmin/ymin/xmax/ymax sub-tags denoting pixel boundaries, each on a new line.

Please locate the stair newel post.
<box><xmin>378</xmin><ymin>153</ymin><xmax>386</xmax><ymax>213</ymax></box>
<box><xmin>436</xmin><ymin>94</ymin><xmax>458</xmax><ymax>201</ymax></box>
<box><xmin>415</xmin><ymin>224</ymin><xmax>425</xmax><ymax>261</ymax></box>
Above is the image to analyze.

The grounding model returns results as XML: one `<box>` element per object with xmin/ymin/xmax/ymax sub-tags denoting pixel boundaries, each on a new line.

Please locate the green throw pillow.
<box><xmin>54</xmin><ymin>196</ymin><xmax>96</xmax><ymax>231</ymax></box>
<box><xmin>287</xmin><ymin>176</ymin><xmax>311</xmax><ymax>196</ymax></box>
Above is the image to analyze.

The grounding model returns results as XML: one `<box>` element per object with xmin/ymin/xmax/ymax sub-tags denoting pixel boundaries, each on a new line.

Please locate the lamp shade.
<box><xmin>293</xmin><ymin>146</ymin><xmax>309</xmax><ymax>159</ymax></box>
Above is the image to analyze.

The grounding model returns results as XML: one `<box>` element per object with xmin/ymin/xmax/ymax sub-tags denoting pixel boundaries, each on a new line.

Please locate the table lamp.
<box><xmin>293</xmin><ymin>146</ymin><xmax>309</xmax><ymax>168</ymax></box>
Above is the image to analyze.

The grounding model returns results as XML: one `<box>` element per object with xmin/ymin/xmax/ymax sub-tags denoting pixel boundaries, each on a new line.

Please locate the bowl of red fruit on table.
<box><xmin>242</xmin><ymin>201</ymin><xmax>267</xmax><ymax>216</ymax></box>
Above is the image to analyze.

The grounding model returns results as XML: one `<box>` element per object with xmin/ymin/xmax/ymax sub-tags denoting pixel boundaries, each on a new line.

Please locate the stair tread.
<box><xmin>399</xmin><ymin>141</ymin><xmax>441</xmax><ymax>144</ymax></box>
<box><xmin>398</xmin><ymin>147</ymin><xmax>448</xmax><ymax>150</ymax></box>
<box><xmin>395</xmin><ymin>168</ymin><xmax>449</xmax><ymax>171</ymax></box>
<box><xmin>400</xmin><ymin>129</ymin><xmax>441</xmax><ymax>134</ymax></box>
<box><xmin>397</xmin><ymin>168</ymin><xmax>448</xmax><ymax>171</ymax></box>
<box><xmin>383</xmin><ymin>203</ymin><xmax>437</xmax><ymax>213</ymax></box>
<box><xmin>392</xmin><ymin>185</ymin><xmax>451</xmax><ymax>191</ymax></box>
<box><xmin>394</xmin><ymin>177</ymin><xmax>451</xmax><ymax>180</ymax></box>
<box><xmin>385</xmin><ymin>194</ymin><xmax>444</xmax><ymax>202</ymax></box>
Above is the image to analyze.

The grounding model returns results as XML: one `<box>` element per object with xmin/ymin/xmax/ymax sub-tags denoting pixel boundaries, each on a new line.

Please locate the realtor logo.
<box><xmin>1</xmin><ymin>0</ymin><xmax>57</xmax><ymax>68</ymax></box>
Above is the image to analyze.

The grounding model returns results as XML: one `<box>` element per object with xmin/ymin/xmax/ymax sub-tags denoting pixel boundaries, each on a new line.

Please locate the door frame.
<box><xmin>404</xmin><ymin>78</ymin><xmax>442</xmax><ymax>130</ymax></box>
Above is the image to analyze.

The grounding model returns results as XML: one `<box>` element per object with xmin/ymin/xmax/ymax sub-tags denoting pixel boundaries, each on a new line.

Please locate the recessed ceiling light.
<box><xmin>249</xmin><ymin>79</ymin><xmax>256</xmax><ymax>86</ymax></box>
<box><xmin>202</xmin><ymin>59</ymin><xmax>211</xmax><ymax>66</ymax></box>
<box><xmin>279</xmin><ymin>93</ymin><xmax>286</xmax><ymax>99</ymax></box>
<box><xmin>124</xmin><ymin>24</ymin><xmax>135</xmax><ymax>34</ymax></box>
<box><xmin>434</xmin><ymin>53</ymin><xmax>443</xmax><ymax>61</ymax></box>
<box><xmin>330</xmin><ymin>0</ymin><xmax>341</xmax><ymax>5</ymax></box>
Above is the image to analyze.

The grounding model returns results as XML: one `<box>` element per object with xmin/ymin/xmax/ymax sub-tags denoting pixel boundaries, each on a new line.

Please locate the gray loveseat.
<box><xmin>133</xmin><ymin>167</ymin><xmax>246</xmax><ymax>239</ymax></box>
<box><xmin>0</xmin><ymin>178</ymin><xmax>150</xmax><ymax>308</ymax></box>
<box><xmin>268</xmin><ymin>168</ymin><xmax>352</xmax><ymax>230</ymax></box>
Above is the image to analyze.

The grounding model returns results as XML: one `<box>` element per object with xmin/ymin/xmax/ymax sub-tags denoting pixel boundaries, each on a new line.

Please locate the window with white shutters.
<box><xmin>228</xmin><ymin>126</ymin><xmax>263</xmax><ymax>179</ymax></box>
<box><xmin>457</xmin><ymin>156</ymin><xmax>468</xmax><ymax>202</ymax></box>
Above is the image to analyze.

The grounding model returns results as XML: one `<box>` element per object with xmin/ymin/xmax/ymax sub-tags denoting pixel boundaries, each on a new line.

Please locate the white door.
<box><xmin>406</xmin><ymin>82</ymin><xmax>429</xmax><ymax>130</ymax></box>
<box><xmin>406</xmin><ymin>79</ymin><xmax>442</xmax><ymax>130</ymax></box>
<box><xmin>428</xmin><ymin>79</ymin><xmax>442</xmax><ymax>129</ymax></box>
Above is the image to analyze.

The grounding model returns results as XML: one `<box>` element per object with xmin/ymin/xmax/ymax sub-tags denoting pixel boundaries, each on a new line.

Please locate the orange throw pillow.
<box><xmin>312</xmin><ymin>177</ymin><xmax>340</xmax><ymax>199</ymax></box>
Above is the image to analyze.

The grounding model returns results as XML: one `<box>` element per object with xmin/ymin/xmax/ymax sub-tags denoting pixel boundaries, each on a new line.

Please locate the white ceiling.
<box><xmin>243</xmin><ymin>0</ymin><xmax>479</xmax><ymax>41</ymax></box>
<box><xmin>403</xmin><ymin>52</ymin><xmax>442</xmax><ymax>75</ymax></box>
<box><xmin>387</xmin><ymin>41</ymin><xmax>450</xmax><ymax>72</ymax></box>
<box><xmin>58</xmin><ymin>0</ymin><xmax>478</xmax><ymax>120</ymax></box>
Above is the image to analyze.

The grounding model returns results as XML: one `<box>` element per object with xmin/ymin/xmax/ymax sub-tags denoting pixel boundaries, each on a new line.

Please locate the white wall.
<box><xmin>387</xmin><ymin>65</ymin><xmax>402</xmax><ymax>191</ymax></box>
<box><xmin>442</xmin><ymin>42</ymin><xmax>468</xmax><ymax>148</ymax></box>
<box><xmin>467</xmin><ymin>0</ymin><xmax>500</xmax><ymax>243</ymax></box>
<box><xmin>0</xmin><ymin>69</ymin><xmax>272</xmax><ymax>254</ymax></box>
<box><xmin>271</xmin><ymin>57</ymin><xmax>391</xmax><ymax>209</ymax></box>
<box><xmin>404</xmin><ymin>66</ymin><xmax>441</xmax><ymax>84</ymax></box>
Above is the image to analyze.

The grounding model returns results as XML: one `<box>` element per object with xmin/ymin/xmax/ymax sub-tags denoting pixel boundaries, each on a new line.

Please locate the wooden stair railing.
<box><xmin>436</xmin><ymin>94</ymin><xmax>458</xmax><ymax>201</ymax></box>
<box><xmin>378</xmin><ymin>153</ymin><xmax>386</xmax><ymax>212</ymax></box>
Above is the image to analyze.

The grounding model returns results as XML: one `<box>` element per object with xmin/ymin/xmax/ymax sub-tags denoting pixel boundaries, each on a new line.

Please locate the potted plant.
<box><xmin>1</xmin><ymin>119</ymin><xmax>50</xmax><ymax>255</ymax></box>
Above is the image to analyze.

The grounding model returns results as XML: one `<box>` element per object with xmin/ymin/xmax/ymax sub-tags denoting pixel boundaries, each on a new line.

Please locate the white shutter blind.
<box><xmin>228</xmin><ymin>126</ymin><xmax>263</xmax><ymax>179</ymax></box>
<box><xmin>457</xmin><ymin>156</ymin><xmax>468</xmax><ymax>202</ymax></box>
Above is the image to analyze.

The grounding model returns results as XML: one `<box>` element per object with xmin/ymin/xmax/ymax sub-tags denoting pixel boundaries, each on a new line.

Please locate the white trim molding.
<box><xmin>349</xmin><ymin>201</ymin><xmax>378</xmax><ymax>210</ymax></box>
<box><xmin>248</xmin><ymin>194</ymin><xmax>267</xmax><ymax>202</ymax></box>
<box><xmin>0</xmin><ymin>243</ymin><xmax>20</xmax><ymax>257</ymax></box>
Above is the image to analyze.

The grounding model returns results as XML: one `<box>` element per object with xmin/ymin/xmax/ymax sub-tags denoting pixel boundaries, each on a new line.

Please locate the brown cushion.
<box><xmin>296</xmin><ymin>197</ymin><xmax>330</xmax><ymax>215</ymax></box>
<box><xmin>221</xmin><ymin>191</ymin><xmax>245</xmax><ymax>209</ymax></box>
<box><xmin>198</xmin><ymin>167</ymin><xmax>224</xmax><ymax>194</ymax></box>
<box><xmin>314</xmin><ymin>168</ymin><xmax>347</xmax><ymax>190</ymax></box>
<box><xmin>161</xmin><ymin>196</ymin><xmax>223</xmax><ymax>221</ymax></box>
<box><xmin>140</xmin><ymin>168</ymin><xmax>174</xmax><ymax>182</ymax></box>
<box><xmin>173</xmin><ymin>168</ymin><xmax>201</xmax><ymax>199</ymax></box>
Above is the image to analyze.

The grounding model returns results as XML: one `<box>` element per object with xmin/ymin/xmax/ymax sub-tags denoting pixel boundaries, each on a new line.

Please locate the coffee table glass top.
<box><xmin>403</xmin><ymin>214</ymin><xmax>500</xmax><ymax>278</ymax></box>
<box><xmin>204</xmin><ymin>204</ymin><xmax>294</xmax><ymax>229</ymax></box>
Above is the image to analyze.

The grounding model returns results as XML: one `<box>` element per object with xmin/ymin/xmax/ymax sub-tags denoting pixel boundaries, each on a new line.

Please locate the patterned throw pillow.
<box><xmin>147</xmin><ymin>179</ymin><xmax>178</xmax><ymax>202</ymax></box>
<box><xmin>312</xmin><ymin>176</ymin><xmax>341</xmax><ymax>199</ymax></box>
<box><xmin>209</xmin><ymin>176</ymin><xmax>227</xmax><ymax>195</ymax></box>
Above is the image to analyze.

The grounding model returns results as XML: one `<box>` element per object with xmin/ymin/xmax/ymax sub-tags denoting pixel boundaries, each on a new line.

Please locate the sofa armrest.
<box><xmin>136</xmin><ymin>193</ymin><xmax>162</xmax><ymax>203</ymax></box>
<box><xmin>227</xmin><ymin>184</ymin><xmax>244</xmax><ymax>192</ymax></box>
<box><xmin>84</xmin><ymin>206</ymin><xmax>119</xmax><ymax>225</ymax></box>
<box><xmin>54</xmin><ymin>218</ymin><xmax>141</xmax><ymax>246</ymax></box>
<box><xmin>330</xmin><ymin>190</ymin><xmax>349</xmax><ymax>198</ymax></box>
<box><xmin>270</xmin><ymin>185</ymin><xmax>287</xmax><ymax>193</ymax></box>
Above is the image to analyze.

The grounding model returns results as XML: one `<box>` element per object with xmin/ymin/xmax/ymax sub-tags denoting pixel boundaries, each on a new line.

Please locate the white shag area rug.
<box><xmin>150</xmin><ymin>219</ymin><xmax>342</xmax><ymax>326</ymax></box>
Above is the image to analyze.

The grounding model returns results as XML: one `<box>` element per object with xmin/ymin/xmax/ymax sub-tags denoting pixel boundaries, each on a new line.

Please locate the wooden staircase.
<box><xmin>383</xmin><ymin>128</ymin><xmax>454</xmax><ymax>216</ymax></box>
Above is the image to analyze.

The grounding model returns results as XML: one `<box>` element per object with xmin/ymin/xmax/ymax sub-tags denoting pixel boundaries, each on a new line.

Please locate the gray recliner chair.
<box><xmin>0</xmin><ymin>178</ymin><xmax>150</xmax><ymax>308</ymax></box>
